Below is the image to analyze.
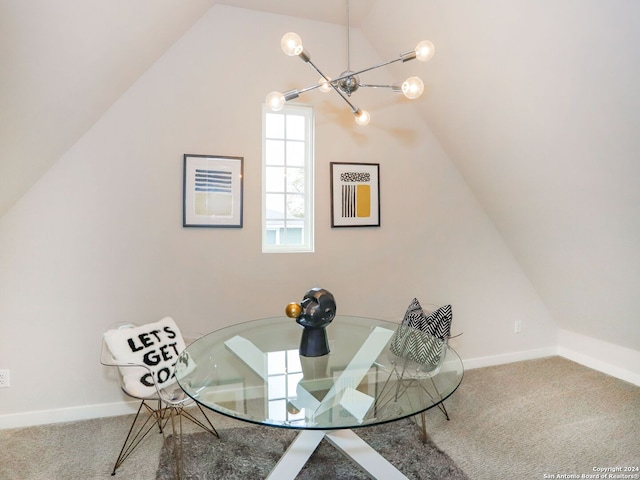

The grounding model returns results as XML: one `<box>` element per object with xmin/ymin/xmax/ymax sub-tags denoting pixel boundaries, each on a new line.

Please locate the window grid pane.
<box><xmin>286</xmin><ymin>141</ymin><xmax>305</xmax><ymax>166</ymax></box>
<box><xmin>263</xmin><ymin>104</ymin><xmax>313</xmax><ymax>252</ymax></box>
<box><xmin>286</xmin><ymin>193</ymin><xmax>304</xmax><ymax>219</ymax></box>
<box><xmin>265</xmin><ymin>113</ymin><xmax>285</xmax><ymax>138</ymax></box>
<box><xmin>265</xmin><ymin>140</ymin><xmax>285</xmax><ymax>166</ymax></box>
<box><xmin>265</xmin><ymin>166</ymin><xmax>285</xmax><ymax>192</ymax></box>
<box><xmin>286</xmin><ymin>115</ymin><xmax>305</xmax><ymax>140</ymax></box>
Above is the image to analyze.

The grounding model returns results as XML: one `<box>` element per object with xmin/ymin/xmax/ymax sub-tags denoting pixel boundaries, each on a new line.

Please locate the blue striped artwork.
<box><xmin>194</xmin><ymin>169</ymin><xmax>232</xmax><ymax>193</ymax></box>
<box><xmin>194</xmin><ymin>168</ymin><xmax>233</xmax><ymax>216</ymax></box>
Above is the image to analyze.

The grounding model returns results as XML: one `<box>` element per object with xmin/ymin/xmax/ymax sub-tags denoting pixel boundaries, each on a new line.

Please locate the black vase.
<box><xmin>298</xmin><ymin>325</ymin><xmax>330</xmax><ymax>357</ymax></box>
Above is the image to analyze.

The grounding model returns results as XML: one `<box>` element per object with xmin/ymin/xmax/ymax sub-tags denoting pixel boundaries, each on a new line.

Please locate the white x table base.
<box><xmin>266</xmin><ymin>429</ymin><xmax>409</xmax><ymax>480</ymax></box>
<box><xmin>226</xmin><ymin>327</ymin><xmax>408</xmax><ymax>479</ymax></box>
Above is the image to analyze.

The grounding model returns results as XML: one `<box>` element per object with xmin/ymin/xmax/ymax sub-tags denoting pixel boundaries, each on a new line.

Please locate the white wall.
<box><xmin>363</xmin><ymin>0</ymin><xmax>640</xmax><ymax>354</ymax></box>
<box><xmin>0</xmin><ymin>5</ymin><xmax>557</xmax><ymax>427</ymax></box>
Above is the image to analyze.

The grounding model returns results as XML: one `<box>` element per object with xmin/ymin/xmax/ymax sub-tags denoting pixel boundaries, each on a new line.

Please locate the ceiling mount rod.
<box><xmin>346</xmin><ymin>0</ymin><xmax>351</xmax><ymax>72</ymax></box>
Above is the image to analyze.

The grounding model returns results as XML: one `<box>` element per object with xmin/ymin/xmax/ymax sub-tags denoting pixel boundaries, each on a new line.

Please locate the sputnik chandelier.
<box><xmin>265</xmin><ymin>0</ymin><xmax>435</xmax><ymax>126</ymax></box>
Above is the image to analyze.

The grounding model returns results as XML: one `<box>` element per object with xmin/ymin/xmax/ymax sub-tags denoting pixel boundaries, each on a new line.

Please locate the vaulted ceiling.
<box><xmin>1</xmin><ymin>0</ymin><xmax>638</xmax><ymax>350</ymax></box>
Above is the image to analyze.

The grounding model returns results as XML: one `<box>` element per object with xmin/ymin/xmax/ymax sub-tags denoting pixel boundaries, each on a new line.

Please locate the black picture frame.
<box><xmin>330</xmin><ymin>162</ymin><xmax>380</xmax><ymax>227</ymax></box>
<box><xmin>183</xmin><ymin>154</ymin><xmax>243</xmax><ymax>228</ymax></box>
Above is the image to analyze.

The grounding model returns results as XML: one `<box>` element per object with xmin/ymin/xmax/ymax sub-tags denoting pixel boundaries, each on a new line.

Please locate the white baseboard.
<box><xmin>1</xmin><ymin>337</ymin><xmax>638</xmax><ymax>430</ymax></box>
<box><xmin>461</xmin><ymin>332</ymin><xmax>640</xmax><ymax>387</ymax></box>
<box><xmin>557</xmin><ymin>329</ymin><xmax>640</xmax><ymax>386</ymax></box>
<box><xmin>461</xmin><ymin>346</ymin><xmax>557</xmax><ymax>370</ymax></box>
<box><xmin>0</xmin><ymin>400</ymin><xmax>139</xmax><ymax>430</ymax></box>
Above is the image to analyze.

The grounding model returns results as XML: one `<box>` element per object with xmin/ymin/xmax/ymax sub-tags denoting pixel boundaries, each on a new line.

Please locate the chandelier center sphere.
<box><xmin>337</xmin><ymin>71</ymin><xmax>360</xmax><ymax>96</ymax></box>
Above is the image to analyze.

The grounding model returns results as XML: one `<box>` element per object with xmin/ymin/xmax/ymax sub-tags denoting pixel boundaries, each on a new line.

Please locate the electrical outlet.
<box><xmin>514</xmin><ymin>321</ymin><xmax>522</xmax><ymax>334</ymax></box>
<box><xmin>0</xmin><ymin>369</ymin><xmax>9</xmax><ymax>388</ymax></box>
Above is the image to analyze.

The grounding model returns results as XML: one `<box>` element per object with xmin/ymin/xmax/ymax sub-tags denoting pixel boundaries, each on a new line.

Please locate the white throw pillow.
<box><xmin>103</xmin><ymin>317</ymin><xmax>190</xmax><ymax>398</ymax></box>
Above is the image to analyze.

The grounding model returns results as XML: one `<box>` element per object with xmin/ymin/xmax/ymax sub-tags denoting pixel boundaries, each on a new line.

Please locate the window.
<box><xmin>262</xmin><ymin>104</ymin><xmax>314</xmax><ymax>253</ymax></box>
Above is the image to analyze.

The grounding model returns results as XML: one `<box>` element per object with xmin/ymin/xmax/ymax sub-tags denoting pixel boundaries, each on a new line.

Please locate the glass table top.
<box><xmin>175</xmin><ymin>315</ymin><xmax>464</xmax><ymax>431</ymax></box>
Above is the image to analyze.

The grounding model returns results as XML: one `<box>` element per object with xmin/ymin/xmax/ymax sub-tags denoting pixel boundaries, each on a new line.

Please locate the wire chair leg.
<box><xmin>155</xmin><ymin>399</ymin><xmax>165</xmax><ymax>433</ymax></box>
<box><xmin>111</xmin><ymin>400</ymin><xmax>160</xmax><ymax>475</ymax></box>
<box><xmin>429</xmin><ymin>376</ymin><xmax>450</xmax><ymax>420</ymax></box>
<box><xmin>180</xmin><ymin>403</ymin><xmax>220</xmax><ymax>438</ymax></box>
<box><xmin>153</xmin><ymin>403</ymin><xmax>221</xmax><ymax>478</ymax></box>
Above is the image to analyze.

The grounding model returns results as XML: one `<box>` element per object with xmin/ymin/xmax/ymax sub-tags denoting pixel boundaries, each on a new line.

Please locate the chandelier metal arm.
<box><xmin>343</xmin><ymin>55</ymin><xmax>406</xmax><ymax>78</ymax></box>
<box><xmin>293</xmin><ymin>53</ymin><xmax>410</xmax><ymax>100</ymax></box>
<box><xmin>306</xmin><ymin>58</ymin><xmax>359</xmax><ymax>113</ymax></box>
<box><xmin>358</xmin><ymin>84</ymin><xmax>402</xmax><ymax>92</ymax></box>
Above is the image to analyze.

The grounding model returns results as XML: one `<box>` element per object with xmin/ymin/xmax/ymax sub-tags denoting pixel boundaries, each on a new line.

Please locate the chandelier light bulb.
<box><xmin>354</xmin><ymin>109</ymin><xmax>371</xmax><ymax>126</ymax></box>
<box><xmin>281</xmin><ymin>32</ymin><xmax>304</xmax><ymax>56</ymax></box>
<box><xmin>402</xmin><ymin>77</ymin><xmax>424</xmax><ymax>99</ymax></box>
<box><xmin>415</xmin><ymin>40</ymin><xmax>435</xmax><ymax>62</ymax></box>
<box><xmin>318</xmin><ymin>77</ymin><xmax>332</xmax><ymax>93</ymax></box>
<box><xmin>266</xmin><ymin>91</ymin><xmax>286</xmax><ymax>111</ymax></box>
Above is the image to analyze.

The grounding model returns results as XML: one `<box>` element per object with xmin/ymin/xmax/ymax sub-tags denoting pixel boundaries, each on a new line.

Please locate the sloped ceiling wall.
<box><xmin>1</xmin><ymin>0</ymin><xmax>638</xmax><ymax>353</ymax></box>
<box><xmin>361</xmin><ymin>0</ymin><xmax>640</xmax><ymax>350</ymax></box>
<box><xmin>0</xmin><ymin>0</ymin><xmax>217</xmax><ymax>216</ymax></box>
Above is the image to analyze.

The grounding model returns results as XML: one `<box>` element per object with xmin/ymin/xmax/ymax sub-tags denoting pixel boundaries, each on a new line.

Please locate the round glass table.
<box><xmin>175</xmin><ymin>315</ymin><xmax>464</xmax><ymax>480</ymax></box>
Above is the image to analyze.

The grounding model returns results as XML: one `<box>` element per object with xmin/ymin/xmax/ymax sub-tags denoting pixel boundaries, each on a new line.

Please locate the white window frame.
<box><xmin>262</xmin><ymin>104</ymin><xmax>314</xmax><ymax>253</ymax></box>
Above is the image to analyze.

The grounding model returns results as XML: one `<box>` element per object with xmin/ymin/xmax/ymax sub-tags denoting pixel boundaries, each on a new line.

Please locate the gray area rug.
<box><xmin>156</xmin><ymin>418</ymin><xmax>468</xmax><ymax>479</ymax></box>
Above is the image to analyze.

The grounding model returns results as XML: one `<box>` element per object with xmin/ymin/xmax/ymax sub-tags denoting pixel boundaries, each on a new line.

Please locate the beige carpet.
<box><xmin>427</xmin><ymin>357</ymin><xmax>640</xmax><ymax>478</ymax></box>
<box><xmin>0</xmin><ymin>356</ymin><xmax>638</xmax><ymax>479</ymax></box>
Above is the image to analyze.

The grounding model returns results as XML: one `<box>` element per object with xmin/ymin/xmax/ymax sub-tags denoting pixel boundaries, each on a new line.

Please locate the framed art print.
<box><xmin>183</xmin><ymin>154</ymin><xmax>243</xmax><ymax>228</ymax></box>
<box><xmin>330</xmin><ymin>162</ymin><xmax>380</xmax><ymax>227</ymax></box>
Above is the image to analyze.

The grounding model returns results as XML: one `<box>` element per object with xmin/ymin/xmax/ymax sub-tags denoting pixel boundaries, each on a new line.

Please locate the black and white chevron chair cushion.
<box><xmin>389</xmin><ymin>298</ymin><xmax>453</xmax><ymax>367</ymax></box>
